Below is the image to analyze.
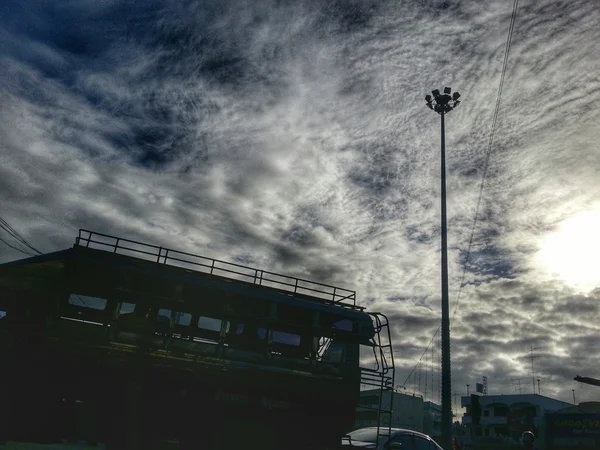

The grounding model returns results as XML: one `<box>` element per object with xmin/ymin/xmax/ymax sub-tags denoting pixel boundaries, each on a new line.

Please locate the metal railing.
<box><xmin>359</xmin><ymin>313</ymin><xmax>395</xmax><ymax>442</ymax></box>
<box><xmin>75</xmin><ymin>229</ymin><xmax>357</xmax><ymax>306</ymax></box>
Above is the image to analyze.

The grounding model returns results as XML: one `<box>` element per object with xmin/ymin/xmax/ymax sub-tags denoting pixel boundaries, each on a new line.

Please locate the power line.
<box><xmin>0</xmin><ymin>217</ymin><xmax>34</xmax><ymax>253</ymax></box>
<box><xmin>0</xmin><ymin>216</ymin><xmax>42</xmax><ymax>255</ymax></box>
<box><xmin>0</xmin><ymin>235</ymin><xmax>35</xmax><ymax>256</ymax></box>
<box><xmin>451</xmin><ymin>0</ymin><xmax>520</xmax><ymax>321</ymax></box>
<box><xmin>402</xmin><ymin>327</ymin><xmax>440</xmax><ymax>388</ymax></box>
<box><xmin>0</xmin><ymin>217</ymin><xmax>42</xmax><ymax>254</ymax></box>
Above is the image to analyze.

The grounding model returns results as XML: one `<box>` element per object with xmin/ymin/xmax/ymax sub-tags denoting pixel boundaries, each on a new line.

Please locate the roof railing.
<box><xmin>75</xmin><ymin>229</ymin><xmax>356</xmax><ymax>306</ymax></box>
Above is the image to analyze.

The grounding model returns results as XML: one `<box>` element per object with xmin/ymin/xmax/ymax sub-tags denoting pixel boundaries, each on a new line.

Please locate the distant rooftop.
<box><xmin>461</xmin><ymin>393</ymin><xmax>573</xmax><ymax>407</ymax></box>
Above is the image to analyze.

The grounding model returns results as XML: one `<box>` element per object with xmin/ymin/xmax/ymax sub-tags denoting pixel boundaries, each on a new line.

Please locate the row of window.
<box><xmin>64</xmin><ymin>295</ymin><xmax>358</xmax><ymax>365</ymax></box>
<box><xmin>66</xmin><ymin>293</ymin><xmax>356</xmax><ymax>346</ymax></box>
<box><xmin>67</xmin><ymin>294</ymin><xmax>306</xmax><ymax>348</ymax></box>
<box><xmin>68</xmin><ymin>294</ymin><xmax>354</xmax><ymax>329</ymax></box>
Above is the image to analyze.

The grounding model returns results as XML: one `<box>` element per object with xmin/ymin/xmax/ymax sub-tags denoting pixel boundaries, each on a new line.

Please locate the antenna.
<box><xmin>529</xmin><ymin>346</ymin><xmax>542</xmax><ymax>394</ymax></box>
<box><xmin>511</xmin><ymin>378</ymin><xmax>527</xmax><ymax>394</ymax></box>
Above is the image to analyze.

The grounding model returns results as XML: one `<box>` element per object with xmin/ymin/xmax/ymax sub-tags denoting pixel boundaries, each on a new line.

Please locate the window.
<box><xmin>322</xmin><ymin>342</ymin><xmax>344</xmax><ymax>363</ymax></box>
<box><xmin>483</xmin><ymin>409</ymin><xmax>490</xmax><ymax>416</ymax></box>
<box><xmin>63</xmin><ymin>294</ymin><xmax>108</xmax><ymax>325</ymax></box>
<box><xmin>332</xmin><ymin>319</ymin><xmax>353</xmax><ymax>331</ymax></box>
<box><xmin>157</xmin><ymin>308</ymin><xmax>172</xmax><ymax>323</ymax></box>
<box><xmin>0</xmin><ymin>310</ymin><xmax>6</xmax><ymax>319</ymax></box>
<box><xmin>68</xmin><ymin>294</ymin><xmax>107</xmax><ymax>310</ymax></box>
<box><xmin>232</xmin><ymin>323</ymin><xmax>264</xmax><ymax>339</ymax></box>
<box><xmin>175</xmin><ymin>312</ymin><xmax>191</xmax><ymax>326</ymax></box>
<box><xmin>198</xmin><ymin>317</ymin><xmax>225</xmax><ymax>332</ymax></box>
<box><xmin>317</xmin><ymin>336</ymin><xmax>331</xmax><ymax>357</ymax></box>
<box><xmin>272</xmin><ymin>331</ymin><xmax>300</xmax><ymax>346</ymax></box>
<box><xmin>320</xmin><ymin>313</ymin><xmax>355</xmax><ymax>332</ymax></box>
<box><xmin>119</xmin><ymin>302</ymin><xmax>136</xmax><ymax>315</ymax></box>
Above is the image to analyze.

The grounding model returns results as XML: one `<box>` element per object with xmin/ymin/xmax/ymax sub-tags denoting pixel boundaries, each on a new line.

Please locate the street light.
<box><xmin>424</xmin><ymin>86</ymin><xmax>461</xmax><ymax>450</ymax></box>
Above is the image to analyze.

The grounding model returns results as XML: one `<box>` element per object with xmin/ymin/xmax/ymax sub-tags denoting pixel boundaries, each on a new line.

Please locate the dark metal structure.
<box><xmin>425</xmin><ymin>87</ymin><xmax>461</xmax><ymax>450</ymax></box>
<box><xmin>574</xmin><ymin>375</ymin><xmax>600</xmax><ymax>387</ymax></box>
<box><xmin>0</xmin><ymin>230</ymin><xmax>394</xmax><ymax>450</ymax></box>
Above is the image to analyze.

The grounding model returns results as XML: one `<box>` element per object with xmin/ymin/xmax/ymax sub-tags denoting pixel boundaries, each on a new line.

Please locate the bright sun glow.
<box><xmin>536</xmin><ymin>208</ymin><xmax>600</xmax><ymax>292</ymax></box>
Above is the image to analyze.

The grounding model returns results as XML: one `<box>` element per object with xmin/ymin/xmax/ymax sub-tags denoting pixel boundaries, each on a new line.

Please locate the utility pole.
<box><xmin>572</xmin><ymin>389</ymin><xmax>576</xmax><ymax>405</ymax></box>
<box><xmin>537</xmin><ymin>379</ymin><xmax>541</xmax><ymax>396</ymax></box>
<box><xmin>425</xmin><ymin>87</ymin><xmax>461</xmax><ymax>450</ymax></box>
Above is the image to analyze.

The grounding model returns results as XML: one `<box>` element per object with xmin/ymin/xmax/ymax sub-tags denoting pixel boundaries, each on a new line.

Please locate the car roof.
<box><xmin>350</xmin><ymin>428</ymin><xmax>436</xmax><ymax>440</ymax></box>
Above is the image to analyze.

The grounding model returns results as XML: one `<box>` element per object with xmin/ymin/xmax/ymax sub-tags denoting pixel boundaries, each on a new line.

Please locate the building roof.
<box><xmin>461</xmin><ymin>393</ymin><xmax>572</xmax><ymax>408</ymax></box>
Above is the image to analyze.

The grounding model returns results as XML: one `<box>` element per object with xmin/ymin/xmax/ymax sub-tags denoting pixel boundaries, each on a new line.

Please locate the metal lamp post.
<box><xmin>425</xmin><ymin>87</ymin><xmax>461</xmax><ymax>450</ymax></box>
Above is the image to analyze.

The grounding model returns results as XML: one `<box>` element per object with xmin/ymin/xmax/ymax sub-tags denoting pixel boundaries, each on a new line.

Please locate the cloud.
<box><xmin>2</xmin><ymin>0</ymin><xmax>600</xmax><ymax>409</ymax></box>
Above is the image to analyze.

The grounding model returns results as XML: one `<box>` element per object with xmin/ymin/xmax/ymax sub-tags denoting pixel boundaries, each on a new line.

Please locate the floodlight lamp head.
<box><xmin>432</xmin><ymin>89</ymin><xmax>440</xmax><ymax>98</ymax></box>
<box><xmin>425</xmin><ymin>94</ymin><xmax>432</xmax><ymax>102</ymax></box>
<box><xmin>444</xmin><ymin>87</ymin><xmax>451</xmax><ymax>94</ymax></box>
<box><xmin>453</xmin><ymin>92</ymin><xmax>461</xmax><ymax>100</ymax></box>
<box><xmin>453</xmin><ymin>100</ymin><xmax>460</xmax><ymax>108</ymax></box>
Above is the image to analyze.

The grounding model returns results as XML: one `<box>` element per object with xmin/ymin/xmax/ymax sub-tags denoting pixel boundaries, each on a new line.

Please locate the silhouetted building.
<box><xmin>423</xmin><ymin>401</ymin><xmax>442</xmax><ymax>440</ymax></box>
<box><xmin>355</xmin><ymin>389</ymin><xmax>424</xmax><ymax>432</ymax></box>
<box><xmin>461</xmin><ymin>393</ymin><xmax>572</xmax><ymax>448</ymax></box>
<box><xmin>545</xmin><ymin>401</ymin><xmax>600</xmax><ymax>450</ymax></box>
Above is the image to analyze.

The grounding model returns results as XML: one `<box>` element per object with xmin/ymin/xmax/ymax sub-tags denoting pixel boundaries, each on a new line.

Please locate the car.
<box><xmin>341</xmin><ymin>427</ymin><xmax>444</xmax><ymax>450</ymax></box>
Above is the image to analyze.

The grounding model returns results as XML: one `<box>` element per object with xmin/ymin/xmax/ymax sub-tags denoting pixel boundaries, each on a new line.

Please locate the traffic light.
<box><xmin>471</xmin><ymin>394</ymin><xmax>481</xmax><ymax>425</ymax></box>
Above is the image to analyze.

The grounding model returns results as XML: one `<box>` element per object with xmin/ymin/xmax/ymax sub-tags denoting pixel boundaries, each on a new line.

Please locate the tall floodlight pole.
<box><xmin>425</xmin><ymin>87</ymin><xmax>461</xmax><ymax>450</ymax></box>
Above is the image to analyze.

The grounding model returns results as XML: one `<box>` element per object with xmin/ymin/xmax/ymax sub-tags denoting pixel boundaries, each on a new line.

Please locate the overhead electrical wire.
<box><xmin>0</xmin><ymin>215</ymin><xmax>43</xmax><ymax>256</ymax></box>
<box><xmin>402</xmin><ymin>0</ymin><xmax>520</xmax><ymax>389</ymax></box>
<box><xmin>451</xmin><ymin>0</ymin><xmax>520</xmax><ymax>321</ymax></box>
<box><xmin>401</xmin><ymin>327</ymin><xmax>439</xmax><ymax>388</ymax></box>
<box><xmin>0</xmin><ymin>235</ymin><xmax>35</xmax><ymax>256</ymax></box>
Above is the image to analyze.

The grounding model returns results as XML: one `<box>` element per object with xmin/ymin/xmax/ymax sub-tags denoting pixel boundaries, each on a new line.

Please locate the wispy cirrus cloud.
<box><xmin>2</xmin><ymin>0</ymin><xmax>600</xmax><ymax>406</ymax></box>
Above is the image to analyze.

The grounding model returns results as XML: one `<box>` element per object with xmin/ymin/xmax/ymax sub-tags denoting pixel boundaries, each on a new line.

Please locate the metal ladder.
<box><xmin>360</xmin><ymin>313</ymin><xmax>395</xmax><ymax>443</ymax></box>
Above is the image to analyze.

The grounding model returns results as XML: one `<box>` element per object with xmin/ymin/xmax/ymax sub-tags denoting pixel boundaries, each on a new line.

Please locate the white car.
<box><xmin>341</xmin><ymin>427</ymin><xmax>444</xmax><ymax>450</ymax></box>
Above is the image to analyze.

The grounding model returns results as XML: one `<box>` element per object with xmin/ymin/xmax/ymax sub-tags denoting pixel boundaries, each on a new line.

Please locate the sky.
<box><xmin>1</xmin><ymin>0</ymin><xmax>600</xmax><ymax>410</ymax></box>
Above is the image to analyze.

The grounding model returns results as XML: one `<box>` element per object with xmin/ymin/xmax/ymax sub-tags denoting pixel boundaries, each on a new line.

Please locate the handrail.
<box><xmin>75</xmin><ymin>229</ymin><xmax>356</xmax><ymax>306</ymax></box>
